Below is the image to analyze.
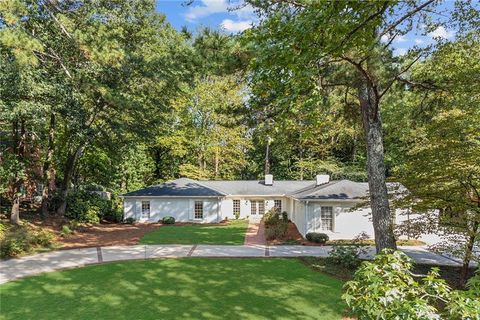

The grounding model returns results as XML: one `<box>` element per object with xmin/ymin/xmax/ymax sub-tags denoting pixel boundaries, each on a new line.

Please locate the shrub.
<box><xmin>32</xmin><ymin>229</ymin><xmax>56</xmax><ymax>246</ymax></box>
<box><xmin>161</xmin><ymin>216</ymin><xmax>175</xmax><ymax>224</ymax></box>
<box><xmin>0</xmin><ymin>224</ymin><xmax>56</xmax><ymax>258</ymax></box>
<box><xmin>1</xmin><ymin>237</ymin><xmax>25</xmax><ymax>257</ymax></box>
<box><xmin>234</xmin><ymin>211</ymin><xmax>240</xmax><ymax>220</ymax></box>
<box><xmin>264</xmin><ymin>208</ymin><xmax>281</xmax><ymax>227</ymax></box>
<box><xmin>124</xmin><ymin>217</ymin><xmax>136</xmax><ymax>224</ymax></box>
<box><xmin>65</xmin><ymin>190</ymin><xmax>113</xmax><ymax>223</ymax></box>
<box><xmin>0</xmin><ymin>222</ymin><xmax>6</xmax><ymax>239</ymax></box>
<box><xmin>342</xmin><ymin>249</ymin><xmax>479</xmax><ymax>320</ymax></box>
<box><xmin>328</xmin><ymin>245</ymin><xmax>364</xmax><ymax>269</ymax></box>
<box><xmin>60</xmin><ymin>225</ymin><xmax>73</xmax><ymax>238</ymax></box>
<box><xmin>265</xmin><ymin>220</ymin><xmax>288</xmax><ymax>240</ymax></box>
<box><xmin>306</xmin><ymin>232</ymin><xmax>329</xmax><ymax>244</ymax></box>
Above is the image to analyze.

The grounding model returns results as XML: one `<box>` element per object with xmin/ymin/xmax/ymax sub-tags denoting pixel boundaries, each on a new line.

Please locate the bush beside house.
<box><xmin>65</xmin><ymin>190</ymin><xmax>122</xmax><ymax>224</ymax></box>
<box><xmin>264</xmin><ymin>209</ymin><xmax>289</xmax><ymax>240</ymax></box>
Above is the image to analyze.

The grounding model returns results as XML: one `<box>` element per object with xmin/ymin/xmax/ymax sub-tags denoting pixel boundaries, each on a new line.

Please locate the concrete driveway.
<box><xmin>0</xmin><ymin>244</ymin><xmax>466</xmax><ymax>284</ymax></box>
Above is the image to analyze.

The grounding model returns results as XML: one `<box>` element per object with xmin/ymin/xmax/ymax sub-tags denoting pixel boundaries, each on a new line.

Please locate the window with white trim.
<box><xmin>233</xmin><ymin>200</ymin><xmax>240</xmax><ymax>216</ymax></box>
<box><xmin>274</xmin><ymin>199</ymin><xmax>282</xmax><ymax>212</ymax></box>
<box><xmin>259</xmin><ymin>201</ymin><xmax>265</xmax><ymax>215</ymax></box>
<box><xmin>141</xmin><ymin>201</ymin><xmax>150</xmax><ymax>218</ymax></box>
<box><xmin>194</xmin><ymin>201</ymin><xmax>203</xmax><ymax>219</ymax></box>
<box><xmin>320</xmin><ymin>206</ymin><xmax>333</xmax><ymax>231</ymax></box>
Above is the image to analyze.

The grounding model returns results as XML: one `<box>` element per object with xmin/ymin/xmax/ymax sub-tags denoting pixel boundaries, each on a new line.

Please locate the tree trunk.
<box><xmin>264</xmin><ymin>136</ymin><xmax>270</xmax><ymax>175</ymax></box>
<box><xmin>10</xmin><ymin>194</ymin><xmax>20</xmax><ymax>224</ymax></box>
<box><xmin>358</xmin><ymin>81</ymin><xmax>397</xmax><ymax>253</ymax></box>
<box><xmin>460</xmin><ymin>221</ymin><xmax>479</xmax><ymax>285</ymax></box>
<box><xmin>214</xmin><ymin>148</ymin><xmax>219</xmax><ymax>178</ymax></box>
<box><xmin>41</xmin><ymin>113</ymin><xmax>56</xmax><ymax>217</ymax></box>
<box><xmin>56</xmin><ymin>146</ymin><xmax>84</xmax><ymax>216</ymax></box>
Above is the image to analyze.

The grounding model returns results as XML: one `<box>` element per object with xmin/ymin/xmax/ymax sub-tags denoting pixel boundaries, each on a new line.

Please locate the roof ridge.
<box><xmin>192</xmin><ymin>179</ymin><xmax>228</xmax><ymax>196</ymax></box>
<box><xmin>289</xmin><ymin>180</ymin><xmax>342</xmax><ymax>197</ymax></box>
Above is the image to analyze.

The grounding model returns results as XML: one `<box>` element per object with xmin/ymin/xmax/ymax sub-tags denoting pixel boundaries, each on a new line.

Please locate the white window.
<box><xmin>251</xmin><ymin>201</ymin><xmax>257</xmax><ymax>215</ymax></box>
<box><xmin>233</xmin><ymin>200</ymin><xmax>240</xmax><ymax>216</ymax></box>
<box><xmin>194</xmin><ymin>201</ymin><xmax>203</xmax><ymax>219</ymax></box>
<box><xmin>259</xmin><ymin>201</ymin><xmax>265</xmax><ymax>215</ymax></box>
<box><xmin>274</xmin><ymin>199</ymin><xmax>282</xmax><ymax>212</ymax></box>
<box><xmin>320</xmin><ymin>206</ymin><xmax>333</xmax><ymax>231</ymax></box>
<box><xmin>141</xmin><ymin>201</ymin><xmax>150</xmax><ymax>218</ymax></box>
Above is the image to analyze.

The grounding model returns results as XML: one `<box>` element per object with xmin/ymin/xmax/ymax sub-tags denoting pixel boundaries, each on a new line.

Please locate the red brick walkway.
<box><xmin>244</xmin><ymin>219</ymin><xmax>266</xmax><ymax>246</ymax></box>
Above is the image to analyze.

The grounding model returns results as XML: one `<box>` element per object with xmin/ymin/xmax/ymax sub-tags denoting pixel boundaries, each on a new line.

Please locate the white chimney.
<box><xmin>265</xmin><ymin>174</ymin><xmax>273</xmax><ymax>186</ymax></box>
<box><xmin>316</xmin><ymin>174</ymin><xmax>330</xmax><ymax>186</ymax></box>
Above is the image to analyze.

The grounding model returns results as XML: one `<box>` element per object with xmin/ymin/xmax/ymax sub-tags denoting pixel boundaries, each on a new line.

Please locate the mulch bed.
<box><xmin>267</xmin><ymin>222</ymin><xmax>322</xmax><ymax>246</ymax></box>
<box><xmin>21</xmin><ymin>213</ymin><xmax>235</xmax><ymax>249</ymax></box>
<box><xmin>58</xmin><ymin>222</ymin><xmax>163</xmax><ymax>249</ymax></box>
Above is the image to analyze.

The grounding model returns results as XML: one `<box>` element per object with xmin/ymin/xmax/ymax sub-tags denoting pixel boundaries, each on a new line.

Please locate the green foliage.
<box><xmin>65</xmin><ymin>191</ymin><xmax>113</xmax><ymax>223</ymax></box>
<box><xmin>264</xmin><ymin>208</ymin><xmax>289</xmax><ymax>240</ymax></box>
<box><xmin>343</xmin><ymin>250</ymin><xmax>480</xmax><ymax>320</ymax></box>
<box><xmin>305</xmin><ymin>232</ymin><xmax>329</xmax><ymax>244</ymax></box>
<box><xmin>60</xmin><ymin>225</ymin><xmax>73</xmax><ymax>238</ymax></box>
<box><xmin>328</xmin><ymin>246</ymin><xmax>363</xmax><ymax>270</ymax></box>
<box><xmin>0</xmin><ymin>223</ymin><xmax>56</xmax><ymax>258</ymax></box>
<box><xmin>161</xmin><ymin>216</ymin><xmax>175</xmax><ymax>225</ymax></box>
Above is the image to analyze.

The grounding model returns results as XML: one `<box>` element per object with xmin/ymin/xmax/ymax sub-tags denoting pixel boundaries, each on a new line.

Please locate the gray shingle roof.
<box><xmin>122</xmin><ymin>178</ymin><xmax>225</xmax><ymax>197</ymax></box>
<box><xmin>123</xmin><ymin>177</ymin><xmax>371</xmax><ymax>201</ymax></box>
<box><xmin>289</xmin><ymin>180</ymin><xmax>369</xmax><ymax>200</ymax></box>
<box><xmin>199</xmin><ymin>180</ymin><xmax>315</xmax><ymax>196</ymax></box>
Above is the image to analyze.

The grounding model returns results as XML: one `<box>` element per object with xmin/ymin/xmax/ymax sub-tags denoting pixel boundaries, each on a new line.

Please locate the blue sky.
<box><xmin>156</xmin><ymin>0</ymin><xmax>459</xmax><ymax>56</ymax></box>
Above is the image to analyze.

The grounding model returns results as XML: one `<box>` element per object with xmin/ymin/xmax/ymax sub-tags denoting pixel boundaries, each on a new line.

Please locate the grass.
<box><xmin>0</xmin><ymin>258</ymin><xmax>346</xmax><ymax>320</ymax></box>
<box><xmin>139</xmin><ymin>219</ymin><xmax>249</xmax><ymax>245</ymax></box>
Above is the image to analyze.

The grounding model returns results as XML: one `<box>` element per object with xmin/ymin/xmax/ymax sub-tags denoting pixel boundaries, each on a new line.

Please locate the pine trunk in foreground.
<box><xmin>358</xmin><ymin>81</ymin><xmax>397</xmax><ymax>253</ymax></box>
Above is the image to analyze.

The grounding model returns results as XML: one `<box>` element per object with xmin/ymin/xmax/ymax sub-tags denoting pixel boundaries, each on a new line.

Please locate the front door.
<box><xmin>250</xmin><ymin>200</ymin><xmax>265</xmax><ymax>215</ymax></box>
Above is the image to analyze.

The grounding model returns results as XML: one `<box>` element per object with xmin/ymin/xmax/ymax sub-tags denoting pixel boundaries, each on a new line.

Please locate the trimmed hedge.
<box><xmin>306</xmin><ymin>232</ymin><xmax>329</xmax><ymax>244</ymax></box>
<box><xmin>161</xmin><ymin>216</ymin><xmax>175</xmax><ymax>224</ymax></box>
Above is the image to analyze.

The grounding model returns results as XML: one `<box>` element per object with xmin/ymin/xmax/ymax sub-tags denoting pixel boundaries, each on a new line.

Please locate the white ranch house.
<box><xmin>123</xmin><ymin>174</ymin><xmax>412</xmax><ymax>240</ymax></box>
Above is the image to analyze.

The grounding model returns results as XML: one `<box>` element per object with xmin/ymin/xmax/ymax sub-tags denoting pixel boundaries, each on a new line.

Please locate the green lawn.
<box><xmin>0</xmin><ymin>258</ymin><xmax>345</xmax><ymax>320</ymax></box>
<box><xmin>139</xmin><ymin>219</ymin><xmax>249</xmax><ymax>245</ymax></box>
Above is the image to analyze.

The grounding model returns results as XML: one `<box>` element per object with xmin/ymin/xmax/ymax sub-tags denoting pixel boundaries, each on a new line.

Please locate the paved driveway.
<box><xmin>0</xmin><ymin>244</ymin><xmax>466</xmax><ymax>284</ymax></box>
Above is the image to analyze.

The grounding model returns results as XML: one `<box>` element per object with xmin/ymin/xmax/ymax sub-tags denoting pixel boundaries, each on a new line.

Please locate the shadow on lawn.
<box><xmin>0</xmin><ymin>258</ymin><xmax>345</xmax><ymax>320</ymax></box>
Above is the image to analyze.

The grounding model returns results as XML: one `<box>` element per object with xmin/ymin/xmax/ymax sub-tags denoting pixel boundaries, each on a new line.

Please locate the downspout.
<box><xmin>217</xmin><ymin>197</ymin><xmax>221</xmax><ymax>222</ymax></box>
<box><xmin>304</xmin><ymin>200</ymin><xmax>309</xmax><ymax>235</ymax></box>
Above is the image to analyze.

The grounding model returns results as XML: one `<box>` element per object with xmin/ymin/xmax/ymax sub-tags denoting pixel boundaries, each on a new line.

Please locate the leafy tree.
<box><xmin>1</xmin><ymin>1</ymin><xmax>191</xmax><ymax>218</ymax></box>
<box><xmin>155</xmin><ymin>74</ymin><xmax>251</xmax><ymax>180</ymax></box>
<box><xmin>394</xmin><ymin>31</ymin><xmax>480</xmax><ymax>284</ymax></box>
<box><xmin>343</xmin><ymin>250</ymin><xmax>480</xmax><ymax>319</ymax></box>
<box><xmin>244</xmin><ymin>0</ymin><xmax>454</xmax><ymax>251</ymax></box>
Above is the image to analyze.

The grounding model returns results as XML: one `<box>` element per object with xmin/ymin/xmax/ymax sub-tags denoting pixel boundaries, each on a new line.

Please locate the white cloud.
<box><xmin>393</xmin><ymin>48</ymin><xmax>407</xmax><ymax>56</ymax></box>
<box><xmin>414</xmin><ymin>38</ymin><xmax>425</xmax><ymax>45</ymax></box>
<box><xmin>221</xmin><ymin>19</ymin><xmax>252</xmax><ymax>32</ymax></box>
<box><xmin>394</xmin><ymin>35</ymin><xmax>407</xmax><ymax>43</ymax></box>
<box><xmin>380</xmin><ymin>34</ymin><xmax>390</xmax><ymax>43</ymax></box>
<box><xmin>184</xmin><ymin>0</ymin><xmax>228</xmax><ymax>22</ymax></box>
<box><xmin>184</xmin><ymin>0</ymin><xmax>255</xmax><ymax>22</ymax></box>
<box><xmin>428</xmin><ymin>26</ymin><xmax>455</xmax><ymax>39</ymax></box>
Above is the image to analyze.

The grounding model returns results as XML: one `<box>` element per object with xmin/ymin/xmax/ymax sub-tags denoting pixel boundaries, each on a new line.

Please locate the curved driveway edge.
<box><xmin>0</xmin><ymin>244</ymin><xmax>464</xmax><ymax>284</ymax></box>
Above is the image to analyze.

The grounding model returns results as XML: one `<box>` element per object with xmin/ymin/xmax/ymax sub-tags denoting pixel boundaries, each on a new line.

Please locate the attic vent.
<box><xmin>265</xmin><ymin>174</ymin><xmax>273</xmax><ymax>186</ymax></box>
<box><xmin>316</xmin><ymin>174</ymin><xmax>330</xmax><ymax>186</ymax></box>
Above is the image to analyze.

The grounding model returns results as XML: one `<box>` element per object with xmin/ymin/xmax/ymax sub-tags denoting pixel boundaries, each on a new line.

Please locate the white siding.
<box><xmin>123</xmin><ymin>199</ymin><xmax>135</xmax><ymax>220</ymax></box>
<box><xmin>291</xmin><ymin>200</ymin><xmax>306</xmax><ymax>236</ymax></box>
<box><xmin>123</xmin><ymin>197</ymin><xmax>221</xmax><ymax>223</ymax></box>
